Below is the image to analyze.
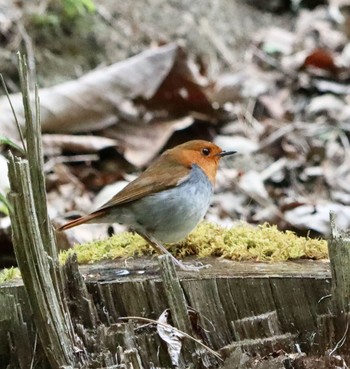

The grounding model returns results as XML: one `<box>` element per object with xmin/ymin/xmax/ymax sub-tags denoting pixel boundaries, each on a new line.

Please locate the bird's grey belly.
<box><xmin>117</xmin><ymin>165</ymin><xmax>213</xmax><ymax>243</ymax></box>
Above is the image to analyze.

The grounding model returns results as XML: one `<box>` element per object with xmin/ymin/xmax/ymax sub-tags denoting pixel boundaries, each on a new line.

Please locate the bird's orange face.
<box><xmin>167</xmin><ymin>140</ymin><xmax>234</xmax><ymax>185</ymax></box>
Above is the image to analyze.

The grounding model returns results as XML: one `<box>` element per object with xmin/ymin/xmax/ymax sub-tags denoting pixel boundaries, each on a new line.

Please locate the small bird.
<box><xmin>58</xmin><ymin>140</ymin><xmax>236</xmax><ymax>271</ymax></box>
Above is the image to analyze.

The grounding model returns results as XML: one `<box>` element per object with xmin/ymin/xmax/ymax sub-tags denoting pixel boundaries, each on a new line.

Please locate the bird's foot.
<box><xmin>140</xmin><ymin>233</ymin><xmax>211</xmax><ymax>272</ymax></box>
<box><xmin>175</xmin><ymin>260</ymin><xmax>211</xmax><ymax>272</ymax></box>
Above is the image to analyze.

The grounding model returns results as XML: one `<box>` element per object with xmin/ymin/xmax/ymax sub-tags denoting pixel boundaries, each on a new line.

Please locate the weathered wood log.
<box><xmin>232</xmin><ymin>311</ymin><xmax>281</xmax><ymax>340</ymax></box>
<box><xmin>220</xmin><ymin>333</ymin><xmax>297</xmax><ymax>358</ymax></box>
<box><xmin>328</xmin><ymin>212</ymin><xmax>350</xmax><ymax>316</ymax></box>
<box><xmin>0</xmin><ymin>293</ymin><xmax>38</xmax><ymax>369</ymax></box>
<box><xmin>316</xmin><ymin>212</ymin><xmax>350</xmax><ymax>355</ymax></box>
<box><xmin>7</xmin><ymin>156</ymin><xmax>76</xmax><ymax>368</ymax></box>
<box><xmin>5</xmin><ymin>55</ymin><xmax>76</xmax><ymax>369</ymax></box>
<box><xmin>223</xmin><ymin>307</ymin><xmax>297</xmax><ymax>360</ymax></box>
<box><xmin>159</xmin><ymin>255</ymin><xmax>194</xmax><ymax>336</ymax></box>
<box><xmin>159</xmin><ymin>255</ymin><xmax>197</xmax><ymax>367</ymax></box>
<box><xmin>0</xmin><ymin>257</ymin><xmax>332</xmax><ymax>368</ymax></box>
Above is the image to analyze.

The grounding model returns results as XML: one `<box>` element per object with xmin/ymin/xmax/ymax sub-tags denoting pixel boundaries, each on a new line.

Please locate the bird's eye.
<box><xmin>201</xmin><ymin>148</ymin><xmax>211</xmax><ymax>156</ymax></box>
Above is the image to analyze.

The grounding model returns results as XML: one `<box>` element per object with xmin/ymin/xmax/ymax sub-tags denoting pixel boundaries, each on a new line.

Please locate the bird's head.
<box><xmin>166</xmin><ymin>140</ymin><xmax>236</xmax><ymax>184</ymax></box>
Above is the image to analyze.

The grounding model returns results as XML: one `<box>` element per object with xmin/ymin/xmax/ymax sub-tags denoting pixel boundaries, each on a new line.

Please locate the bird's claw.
<box><xmin>177</xmin><ymin>261</ymin><xmax>211</xmax><ymax>272</ymax></box>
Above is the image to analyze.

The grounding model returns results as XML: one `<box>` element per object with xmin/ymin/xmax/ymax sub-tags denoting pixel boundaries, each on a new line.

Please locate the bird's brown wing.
<box><xmin>57</xmin><ymin>155</ymin><xmax>191</xmax><ymax>231</ymax></box>
<box><xmin>99</xmin><ymin>158</ymin><xmax>190</xmax><ymax>209</ymax></box>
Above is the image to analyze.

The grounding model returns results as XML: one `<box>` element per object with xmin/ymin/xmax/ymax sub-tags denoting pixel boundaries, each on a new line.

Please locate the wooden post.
<box><xmin>159</xmin><ymin>255</ymin><xmax>193</xmax><ymax>336</ymax></box>
<box><xmin>328</xmin><ymin>212</ymin><xmax>350</xmax><ymax>315</ymax></box>
<box><xmin>327</xmin><ymin>211</ymin><xmax>350</xmax><ymax>353</ymax></box>
<box><xmin>159</xmin><ymin>255</ymin><xmax>195</xmax><ymax>367</ymax></box>
<box><xmin>0</xmin><ymin>293</ymin><xmax>38</xmax><ymax>369</ymax></box>
<box><xmin>159</xmin><ymin>255</ymin><xmax>220</xmax><ymax>367</ymax></box>
<box><xmin>5</xmin><ymin>55</ymin><xmax>77</xmax><ymax>368</ymax></box>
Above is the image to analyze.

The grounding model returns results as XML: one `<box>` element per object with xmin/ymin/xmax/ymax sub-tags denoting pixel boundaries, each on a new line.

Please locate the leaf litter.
<box><xmin>1</xmin><ymin>2</ymin><xmax>350</xmax><ymax>264</ymax></box>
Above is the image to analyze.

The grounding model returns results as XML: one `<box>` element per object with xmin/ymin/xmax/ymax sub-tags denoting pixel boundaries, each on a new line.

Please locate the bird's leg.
<box><xmin>139</xmin><ymin>233</ymin><xmax>210</xmax><ymax>272</ymax></box>
<box><xmin>139</xmin><ymin>232</ymin><xmax>185</xmax><ymax>268</ymax></box>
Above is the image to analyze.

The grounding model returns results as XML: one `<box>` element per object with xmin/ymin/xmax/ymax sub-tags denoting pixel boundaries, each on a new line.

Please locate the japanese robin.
<box><xmin>58</xmin><ymin>140</ymin><xmax>236</xmax><ymax>271</ymax></box>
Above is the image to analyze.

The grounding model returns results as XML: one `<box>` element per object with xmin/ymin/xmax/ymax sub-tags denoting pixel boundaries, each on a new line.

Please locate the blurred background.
<box><xmin>1</xmin><ymin>0</ymin><xmax>350</xmax><ymax>267</ymax></box>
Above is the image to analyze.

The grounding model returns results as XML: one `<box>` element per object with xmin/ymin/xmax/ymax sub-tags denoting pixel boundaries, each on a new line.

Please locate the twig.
<box><xmin>318</xmin><ymin>294</ymin><xmax>332</xmax><ymax>304</ymax></box>
<box><xmin>258</xmin><ymin>124</ymin><xmax>295</xmax><ymax>150</ymax></box>
<box><xmin>200</xmin><ymin>18</ymin><xmax>235</xmax><ymax>68</ymax></box>
<box><xmin>251</xmin><ymin>45</ymin><xmax>295</xmax><ymax>80</ymax></box>
<box><xmin>260</xmin><ymin>158</ymin><xmax>288</xmax><ymax>182</ymax></box>
<box><xmin>43</xmin><ymin>154</ymin><xmax>99</xmax><ymax>172</ymax></box>
<box><xmin>29</xmin><ymin>331</ymin><xmax>38</xmax><ymax>369</ymax></box>
<box><xmin>329</xmin><ymin>321</ymin><xmax>349</xmax><ymax>356</ymax></box>
<box><xmin>118</xmin><ymin>316</ymin><xmax>223</xmax><ymax>361</ymax></box>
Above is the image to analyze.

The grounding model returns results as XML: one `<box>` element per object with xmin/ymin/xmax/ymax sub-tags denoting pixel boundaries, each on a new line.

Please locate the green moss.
<box><xmin>59</xmin><ymin>222</ymin><xmax>328</xmax><ymax>265</ymax></box>
<box><xmin>59</xmin><ymin>232</ymin><xmax>151</xmax><ymax>264</ymax></box>
<box><xmin>0</xmin><ymin>267</ymin><xmax>21</xmax><ymax>284</ymax></box>
<box><xmin>185</xmin><ymin>222</ymin><xmax>328</xmax><ymax>261</ymax></box>
<box><xmin>0</xmin><ymin>222</ymin><xmax>328</xmax><ymax>284</ymax></box>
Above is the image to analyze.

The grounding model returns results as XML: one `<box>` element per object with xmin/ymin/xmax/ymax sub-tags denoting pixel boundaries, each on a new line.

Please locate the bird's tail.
<box><xmin>57</xmin><ymin>210</ymin><xmax>104</xmax><ymax>231</ymax></box>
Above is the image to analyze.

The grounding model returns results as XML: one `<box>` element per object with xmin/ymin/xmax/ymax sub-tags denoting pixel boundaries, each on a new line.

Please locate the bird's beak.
<box><xmin>217</xmin><ymin>150</ymin><xmax>237</xmax><ymax>157</ymax></box>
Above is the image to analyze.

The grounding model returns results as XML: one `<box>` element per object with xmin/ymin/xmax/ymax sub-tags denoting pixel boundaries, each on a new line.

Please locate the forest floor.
<box><xmin>1</xmin><ymin>1</ymin><xmax>349</xmax><ymax>265</ymax></box>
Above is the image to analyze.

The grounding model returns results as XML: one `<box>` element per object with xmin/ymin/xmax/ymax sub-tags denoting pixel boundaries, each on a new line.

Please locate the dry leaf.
<box><xmin>42</xmin><ymin>134</ymin><xmax>118</xmax><ymax>156</ymax></box>
<box><xmin>157</xmin><ymin>309</ymin><xmax>185</xmax><ymax>367</ymax></box>
<box><xmin>238</xmin><ymin>170</ymin><xmax>270</xmax><ymax>204</ymax></box>
<box><xmin>306</xmin><ymin>94</ymin><xmax>345</xmax><ymax>118</ymax></box>
<box><xmin>285</xmin><ymin>202</ymin><xmax>350</xmax><ymax>235</ymax></box>
<box><xmin>0</xmin><ymin>44</ymin><xmax>186</xmax><ymax>136</ymax></box>
<box><xmin>303</xmin><ymin>48</ymin><xmax>338</xmax><ymax>74</ymax></box>
<box><xmin>101</xmin><ymin>116</ymin><xmax>193</xmax><ymax>167</ymax></box>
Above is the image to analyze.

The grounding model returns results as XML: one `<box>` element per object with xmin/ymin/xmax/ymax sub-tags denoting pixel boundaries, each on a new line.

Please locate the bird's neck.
<box><xmin>169</xmin><ymin>151</ymin><xmax>218</xmax><ymax>185</ymax></box>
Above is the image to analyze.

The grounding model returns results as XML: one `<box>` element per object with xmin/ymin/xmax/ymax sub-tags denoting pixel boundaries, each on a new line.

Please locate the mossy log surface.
<box><xmin>0</xmin><ymin>256</ymin><xmax>332</xmax><ymax>368</ymax></box>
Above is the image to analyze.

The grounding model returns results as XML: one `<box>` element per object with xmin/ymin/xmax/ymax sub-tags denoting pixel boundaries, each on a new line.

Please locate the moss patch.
<box><xmin>0</xmin><ymin>222</ymin><xmax>328</xmax><ymax>283</ymax></box>
<box><xmin>0</xmin><ymin>267</ymin><xmax>21</xmax><ymax>283</ymax></box>
<box><xmin>59</xmin><ymin>232</ymin><xmax>150</xmax><ymax>264</ymax></box>
<box><xmin>60</xmin><ymin>222</ymin><xmax>328</xmax><ymax>265</ymax></box>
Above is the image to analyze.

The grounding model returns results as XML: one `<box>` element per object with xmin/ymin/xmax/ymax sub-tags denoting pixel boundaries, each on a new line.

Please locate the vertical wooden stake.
<box><xmin>327</xmin><ymin>211</ymin><xmax>350</xmax><ymax>353</ymax></box>
<box><xmin>159</xmin><ymin>255</ymin><xmax>197</xmax><ymax>367</ymax></box>
<box><xmin>159</xmin><ymin>255</ymin><xmax>193</xmax><ymax>336</ymax></box>
<box><xmin>6</xmin><ymin>54</ymin><xmax>77</xmax><ymax>368</ymax></box>
<box><xmin>328</xmin><ymin>212</ymin><xmax>350</xmax><ymax>316</ymax></box>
